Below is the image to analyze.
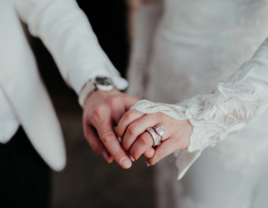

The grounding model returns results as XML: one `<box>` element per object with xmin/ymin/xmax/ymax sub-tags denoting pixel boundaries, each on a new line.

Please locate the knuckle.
<box><xmin>141</xmin><ymin>134</ymin><xmax>153</xmax><ymax>146</ymax></box>
<box><xmin>128</xmin><ymin>124</ymin><xmax>137</xmax><ymax>136</ymax></box>
<box><xmin>155</xmin><ymin>112</ymin><xmax>164</xmax><ymax>119</ymax></box>
<box><xmin>125</xmin><ymin>110</ymin><xmax>135</xmax><ymax>120</ymax></box>
<box><xmin>92</xmin><ymin>106</ymin><xmax>105</xmax><ymax>122</ymax></box>
<box><xmin>102</xmin><ymin>131</ymin><xmax>115</xmax><ymax>144</ymax></box>
<box><xmin>174</xmin><ymin>136</ymin><xmax>182</xmax><ymax>144</ymax></box>
<box><xmin>108</xmin><ymin>97</ymin><xmax>120</xmax><ymax>108</ymax></box>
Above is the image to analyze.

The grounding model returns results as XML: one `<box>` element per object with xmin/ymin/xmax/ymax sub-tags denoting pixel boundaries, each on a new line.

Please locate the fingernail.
<box><xmin>118</xmin><ymin>137</ymin><xmax>122</xmax><ymax>143</ymax></box>
<box><xmin>130</xmin><ymin>156</ymin><xmax>135</xmax><ymax>162</ymax></box>
<box><xmin>127</xmin><ymin>153</ymin><xmax>135</xmax><ymax>162</ymax></box>
<box><xmin>146</xmin><ymin>161</ymin><xmax>150</xmax><ymax>167</ymax></box>
<box><xmin>120</xmin><ymin>157</ymin><xmax>132</xmax><ymax>168</ymax></box>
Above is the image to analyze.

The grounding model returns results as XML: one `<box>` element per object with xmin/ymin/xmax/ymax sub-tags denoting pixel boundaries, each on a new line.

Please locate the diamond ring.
<box><xmin>146</xmin><ymin>128</ymin><xmax>161</xmax><ymax>147</ymax></box>
<box><xmin>153</xmin><ymin>126</ymin><xmax>165</xmax><ymax>141</ymax></box>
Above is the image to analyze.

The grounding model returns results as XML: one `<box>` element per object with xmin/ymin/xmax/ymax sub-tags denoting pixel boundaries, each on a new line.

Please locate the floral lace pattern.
<box><xmin>131</xmin><ymin>62</ymin><xmax>268</xmax><ymax>153</ymax></box>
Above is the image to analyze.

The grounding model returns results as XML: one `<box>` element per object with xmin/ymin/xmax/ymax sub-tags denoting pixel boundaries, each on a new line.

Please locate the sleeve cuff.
<box><xmin>68</xmin><ymin>66</ymin><xmax>128</xmax><ymax>95</ymax></box>
<box><xmin>174</xmin><ymin>149</ymin><xmax>202</xmax><ymax>180</ymax></box>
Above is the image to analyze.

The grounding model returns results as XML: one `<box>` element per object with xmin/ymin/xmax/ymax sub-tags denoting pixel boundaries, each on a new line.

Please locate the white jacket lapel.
<box><xmin>0</xmin><ymin>0</ymin><xmax>66</xmax><ymax>171</ymax></box>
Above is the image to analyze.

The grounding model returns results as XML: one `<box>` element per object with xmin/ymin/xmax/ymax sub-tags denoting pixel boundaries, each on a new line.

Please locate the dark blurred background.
<box><xmin>28</xmin><ymin>0</ymin><xmax>155</xmax><ymax>208</ymax></box>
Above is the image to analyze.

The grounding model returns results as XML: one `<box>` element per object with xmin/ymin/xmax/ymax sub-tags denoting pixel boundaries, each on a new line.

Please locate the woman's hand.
<box><xmin>117</xmin><ymin>110</ymin><xmax>193</xmax><ymax>166</ymax></box>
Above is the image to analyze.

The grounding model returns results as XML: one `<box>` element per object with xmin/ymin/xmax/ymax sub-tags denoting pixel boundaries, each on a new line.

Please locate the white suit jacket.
<box><xmin>0</xmin><ymin>0</ymin><xmax>128</xmax><ymax>171</ymax></box>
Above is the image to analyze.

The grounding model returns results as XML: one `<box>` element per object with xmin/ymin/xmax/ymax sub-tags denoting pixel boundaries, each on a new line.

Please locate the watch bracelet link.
<box><xmin>78</xmin><ymin>79</ymin><xmax>96</xmax><ymax>108</ymax></box>
<box><xmin>78</xmin><ymin>77</ymin><xmax>115</xmax><ymax>108</ymax></box>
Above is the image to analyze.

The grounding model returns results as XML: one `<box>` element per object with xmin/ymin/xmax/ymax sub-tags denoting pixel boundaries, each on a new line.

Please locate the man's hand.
<box><xmin>82</xmin><ymin>89</ymin><xmax>139</xmax><ymax>169</ymax></box>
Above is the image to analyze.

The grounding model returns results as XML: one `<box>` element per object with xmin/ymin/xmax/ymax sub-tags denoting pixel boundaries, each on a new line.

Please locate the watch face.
<box><xmin>95</xmin><ymin>76</ymin><xmax>113</xmax><ymax>86</ymax></box>
<box><xmin>95</xmin><ymin>76</ymin><xmax>114</xmax><ymax>91</ymax></box>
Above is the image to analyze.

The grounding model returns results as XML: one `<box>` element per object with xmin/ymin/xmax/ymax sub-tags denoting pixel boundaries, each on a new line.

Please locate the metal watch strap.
<box><xmin>78</xmin><ymin>79</ymin><xmax>96</xmax><ymax>108</ymax></box>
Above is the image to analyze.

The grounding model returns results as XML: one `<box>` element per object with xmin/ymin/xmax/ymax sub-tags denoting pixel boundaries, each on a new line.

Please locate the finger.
<box><xmin>143</xmin><ymin>147</ymin><xmax>155</xmax><ymax>158</ymax></box>
<box><xmin>117</xmin><ymin>110</ymin><xmax>144</xmax><ymax>139</ymax></box>
<box><xmin>129</xmin><ymin>132</ymin><xmax>157</xmax><ymax>160</ymax></box>
<box><xmin>88</xmin><ymin>104</ymin><xmax>132</xmax><ymax>169</ymax></box>
<box><xmin>122</xmin><ymin>96</ymin><xmax>139</xmax><ymax>111</ymax></box>
<box><xmin>111</xmin><ymin>104</ymin><xmax>126</xmax><ymax>126</ymax></box>
<box><xmin>96</xmin><ymin>119</ymin><xmax>132</xmax><ymax>169</ymax></box>
<box><xmin>83</xmin><ymin>123</ymin><xmax>113</xmax><ymax>163</ymax></box>
<box><xmin>146</xmin><ymin>137</ymin><xmax>179</xmax><ymax>166</ymax></box>
<box><xmin>107</xmin><ymin>96</ymin><xmax>127</xmax><ymax>125</ymax></box>
<box><xmin>122</xmin><ymin>113</ymin><xmax>167</xmax><ymax>151</ymax></box>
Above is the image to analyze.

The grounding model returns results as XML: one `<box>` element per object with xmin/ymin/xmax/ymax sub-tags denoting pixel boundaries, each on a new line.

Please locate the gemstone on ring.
<box><xmin>146</xmin><ymin>128</ymin><xmax>161</xmax><ymax>147</ymax></box>
<box><xmin>153</xmin><ymin>126</ymin><xmax>165</xmax><ymax>141</ymax></box>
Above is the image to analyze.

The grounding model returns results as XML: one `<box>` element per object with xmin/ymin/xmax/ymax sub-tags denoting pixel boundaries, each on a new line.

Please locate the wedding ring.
<box><xmin>146</xmin><ymin>128</ymin><xmax>161</xmax><ymax>147</ymax></box>
<box><xmin>153</xmin><ymin>126</ymin><xmax>165</xmax><ymax>141</ymax></box>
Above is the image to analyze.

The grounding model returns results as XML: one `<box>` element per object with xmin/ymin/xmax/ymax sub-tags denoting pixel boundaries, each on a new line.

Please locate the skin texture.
<box><xmin>83</xmin><ymin>89</ymin><xmax>139</xmax><ymax>169</ymax></box>
<box><xmin>117</xmin><ymin>110</ymin><xmax>193</xmax><ymax>166</ymax></box>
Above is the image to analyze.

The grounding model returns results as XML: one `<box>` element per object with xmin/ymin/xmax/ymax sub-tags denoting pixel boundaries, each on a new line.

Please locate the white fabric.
<box><xmin>128</xmin><ymin>0</ymin><xmax>268</xmax><ymax>207</ymax></box>
<box><xmin>131</xmin><ymin>38</ymin><xmax>268</xmax><ymax>179</ymax></box>
<box><xmin>0</xmin><ymin>91</ymin><xmax>19</xmax><ymax>144</ymax></box>
<box><xmin>13</xmin><ymin>0</ymin><xmax>128</xmax><ymax>94</ymax></box>
<box><xmin>0</xmin><ymin>0</ymin><xmax>127</xmax><ymax>170</ymax></box>
<box><xmin>127</xmin><ymin>0</ymin><xmax>163</xmax><ymax>98</ymax></box>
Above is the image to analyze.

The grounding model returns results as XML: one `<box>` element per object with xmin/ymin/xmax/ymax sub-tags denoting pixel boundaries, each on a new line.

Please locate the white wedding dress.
<box><xmin>127</xmin><ymin>0</ymin><xmax>268</xmax><ymax>207</ymax></box>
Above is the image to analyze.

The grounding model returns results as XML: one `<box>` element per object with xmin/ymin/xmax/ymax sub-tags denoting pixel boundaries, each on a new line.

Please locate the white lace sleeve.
<box><xmin>130</xmin><ymin>38</ymin><xmax>268</xmax><ymax>179</ymax></box>
<box><xmin>127</xmin><ymin>0</ymin><xmax>163</xmax><ymax>98</ymax></box>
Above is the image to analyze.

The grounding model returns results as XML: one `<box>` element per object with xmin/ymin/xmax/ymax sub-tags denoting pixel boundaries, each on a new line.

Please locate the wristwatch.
<box><xmin>78</xmin><ymin>76</ymin><xmax>114</xmax><ymax>108</ymax></box>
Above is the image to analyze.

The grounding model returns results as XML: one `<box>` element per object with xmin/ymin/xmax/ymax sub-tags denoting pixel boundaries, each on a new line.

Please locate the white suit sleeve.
<box><xmin>130</xmin><ymin>38</ymin><xmax>268</xmax><ymax>179</ymax></box>
<box><xmin>13</xmin><ymin>0</ymin><xmax>128</xmax><ymax>94</ymax></box>
<box><xmin>127</xmin><ymin>0</ymin><xmax>163</xmax><ymax>98</ymax></box>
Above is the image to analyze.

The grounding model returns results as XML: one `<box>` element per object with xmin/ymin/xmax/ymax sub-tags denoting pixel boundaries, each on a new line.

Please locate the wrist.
<box><xmin>78</xmin><ymin>76</ymin><xmax>115</xmax><ymax>108</ymax></box>
<box><xmin>84</xmin><ymin>88</ymin><xmax>123</xmax><ymax>110</ymax></box>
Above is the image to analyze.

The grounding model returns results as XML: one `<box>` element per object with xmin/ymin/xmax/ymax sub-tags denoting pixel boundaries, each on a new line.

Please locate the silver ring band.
<box><xmin>146</xmin><ymin>128</ymin><xmax>161</xmax><ymax>147</ymax></box>
<box><xmin>153</xmin><ymin>126</ymin><xmax>165</xmax><ymax>141</ymax></box>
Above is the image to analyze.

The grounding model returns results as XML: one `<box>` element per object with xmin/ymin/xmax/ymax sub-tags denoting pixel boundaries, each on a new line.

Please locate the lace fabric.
<box><xmin>130</xmin><ymin>38</ymin><xmax>268</xmax><ymax>179</ymax></box>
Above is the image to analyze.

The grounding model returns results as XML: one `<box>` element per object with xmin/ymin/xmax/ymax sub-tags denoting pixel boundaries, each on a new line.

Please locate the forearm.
<box><xmin>183</xmin><ymin>38</ymin><xmax>268</xmax><ymax>152</ymax></box>
<box><xmin>132</xmin><ymin>38</ymin><xmax>268</xmax><ymax>150</ymax></box>
<box><xmin>13</xmin><ymin>0</ymin><xmax>127</xmax><ymax>94</ymax></box>
<box><xmin>130</xmin><ymin>37</ymin><xmax>268</xmax><ymax>179</ymax></box>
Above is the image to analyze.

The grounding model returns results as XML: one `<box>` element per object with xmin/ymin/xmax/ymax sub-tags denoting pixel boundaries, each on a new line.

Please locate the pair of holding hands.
<box><xmin>83</xmin><ymin>89</ymin><xmax>193</xmax><ymax>169</ymax></box>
